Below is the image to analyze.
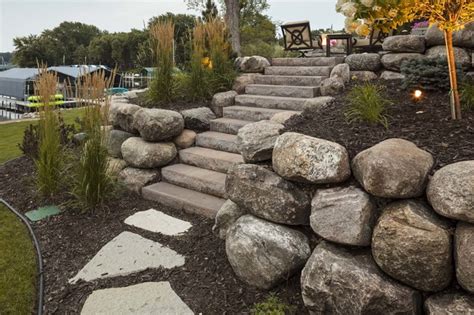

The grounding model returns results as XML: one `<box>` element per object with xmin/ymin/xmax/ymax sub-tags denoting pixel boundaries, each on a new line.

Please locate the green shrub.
<box><xmin>345</xmin><ymin>83</ymin><xmax>392</xmax><ymax>128</ymax></box>
<box><xmin>460</xmin><ymin>78</ymin><xmax>474</xmax><ymax>111</ymax></box>
<box><xmin>149</xmin><ymin>20</ymin><xmax>175</xmax><ymax>104</ymax></box>
<box><xmin>401</xmin><ymin>58</ymin><xmax>462</xmax><ymax>91</ymax></box>
<box><xmin>251</xmin><ymin>294</ymin><xmax>294</xmax><ymax>315</ymax></box>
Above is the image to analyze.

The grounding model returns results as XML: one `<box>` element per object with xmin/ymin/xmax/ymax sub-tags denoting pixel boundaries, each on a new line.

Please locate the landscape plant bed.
<box><xmin>0</xmin><ymin>156</ymin><xmax>307</xmax><ymax>314</ymax></box>
<box><xmin>285</xmin><ymin>81</ymin><xmax>474</xmax><ymax>170</ymax></box>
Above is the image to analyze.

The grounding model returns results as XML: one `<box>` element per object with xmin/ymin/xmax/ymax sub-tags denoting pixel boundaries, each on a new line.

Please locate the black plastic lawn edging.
<box><xmin>0</xmin><ymin>198</ymin><xmax>44</xmax><ymax>315</ymax></box>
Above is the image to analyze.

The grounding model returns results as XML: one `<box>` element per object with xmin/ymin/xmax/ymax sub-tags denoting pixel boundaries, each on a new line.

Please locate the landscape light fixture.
<box><xmin>412</xmin><ymin>89</ymin><xmax>423</xmax><ymax>103</ymax></box>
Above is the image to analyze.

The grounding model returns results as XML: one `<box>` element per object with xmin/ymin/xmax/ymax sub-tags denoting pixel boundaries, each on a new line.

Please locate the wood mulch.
<box><xmin>0</xmin><ymin>157</ymin><xmax>306</xmax><ymax>315</ymax></box>
<box><xmin>285</xmin><ymin>81</ymin><xmax>474</xmax><ymax>171</ymax></box>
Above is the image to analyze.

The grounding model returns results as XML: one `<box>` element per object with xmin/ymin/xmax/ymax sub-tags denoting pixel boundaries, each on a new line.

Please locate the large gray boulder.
<box><xmin>425</xmin><ymin>292</ymin><xmax>474</xmax><ymax>314</ymax></box>
<box><xmin>226</xmin><ymin>164</ymin><xmax>311</xmax><ymax>225</ymax></box>
<box><xmin>133</xmin><ymin>108</ymin><xmax>184</xmax><ymax>142</ymax></box>
<box><xmin>311</xmin><ymin>186</ymin><xmax>376</xmax><ymax>246</ymax></box>
<box><xmin>109</xmin><ymin>103</ymin><xmax>141</xmax><ymax>134</ymax></box>
<box><xmin>301</xmin><ymin>241</ymin><xmax>421</xmax><ymax>315</ymax></box>
<box><xmin>107</xmin><ymin>129</ymin><xmax>134</xmax><ymax>158</ymax></box>
<box><xmin>381</xmin><ymin>53</ymin><xmax>426</xmax><ymax>71</ymax></box>
<box><xmin>320</xmin><ymin>77</ymin><xmax>344</xmax><ymax>96</ymax></box>
<box><xmin>173</xmin><ymin>129</ymin><xmax>196</xmax><ymax>149</ymax></box>
<box><xmin>273</xmin><ymin>132</ymin><xmax>351</xmax><ymax>184</ymax></box>
<box><xmin>426</xmin><ymin>45</ymin><xmax>471</xmax><ymax>69</ymax></box>
<box><xmin>372</xmin><ymin>200</ymin><xmax>453</xmax><ymax>292</ymax></box>
<box><xmin>425</xmin><ymin>22</ymin><xmax>474</xmax><ymax>48</ymax></box>
<box><xmin>236</xmin><ymin>120</ymin><xmax>284</xmax><ymax>163</ymax></box>
<box><xmin>226</xmin><ymin>215</ymin><xmax>310</xmax><ymax>289</ymax></box>
<box><xmin>455</xmin><ymin>222</ymin><xmax>474</xmax><ymax>293</ymax></box>
<box><xmin>232</xmin><ymin>73</ymin><xmax>261</xmax><ymax>94</ymax></box>
<box><xmin>181</xmin><ymin>107</ymin><xmax>216</xmax><ymax>132</ymax></box>
<box><xmin>212</xmin><ymin>200</ymin><xmax>246</xmax><ymax>240</ymax></box>
<box><xmin>330</xmin><ymin>63</ymin><xmax>350</xmax><ymax>84</ymax></box>
<box><xmin>352</xmin><ymin>138</ymin><xmax>434</xmax><ymax>198</ymax></box>
<box><xmin>235</xmin><ymin>56</ymin><xmax>270</xmax><ymax>73</ymax></box>
<box><xmin>119</xmin><ymin>167</ymin><xmax>160</xmax><ymax>194</ymax></box>
<box><xmin>380</xmin><ymin>70</ymin><xmax>405</xmax><ymax>81</ymax></box>
<box><xmin>350</xmin><ymin>71</ymin><xmax>378</xmax><ymax>81</ymax></box>
<box><xmin>427</xmin><ymin>161</ymin><xmax>474</xmax><ymax>223</ymax></box>
<box><xmin>121</xmin><ymin>137</ymin><xmax>177</xmax><ymax>169</ymax></box>
<box><xmin>345</xmin><ymin>53</ymin><xmax>381</xmax><ymax>71</ymax></box>
<box><xmin>211</xmin><ymin>91</ymin><xmax>237</xmax><ymax>117</ymax></box>
<box><xmin>382</xmin><ymin>35</ymin><xmax>426</xmax><ymax>53</ymax></box>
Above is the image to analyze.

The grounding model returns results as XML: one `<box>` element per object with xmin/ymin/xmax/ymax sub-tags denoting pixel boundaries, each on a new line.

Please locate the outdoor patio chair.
<box><xmin>352</xmin><ymin>20</ymin><xmax>393</xmax><ymax>53</ymax></box>
<box><xmin>281</xmin><ymin>21</ymin><xmax>323</xmax><ymax>57</ymax></box>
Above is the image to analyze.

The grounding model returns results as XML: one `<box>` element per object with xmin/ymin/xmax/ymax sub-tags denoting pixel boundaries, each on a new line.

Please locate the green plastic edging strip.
<box><xmin>25</xmin><ymin>205</ymin><xmax>61</xmax><ymax>222</ymax></box>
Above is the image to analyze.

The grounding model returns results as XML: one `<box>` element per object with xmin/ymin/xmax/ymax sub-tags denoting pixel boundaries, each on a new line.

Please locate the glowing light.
<box><xmin>414</xmin><ymin>90</ymin><xmax>422</xmax><ymax>98</ymax></box>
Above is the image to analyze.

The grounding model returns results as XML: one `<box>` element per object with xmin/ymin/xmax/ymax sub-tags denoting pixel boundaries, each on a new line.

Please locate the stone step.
<box><xmin>162</xmin><ymin>164</ymin><xmax>226</xmax><ymax>198</ymax></box>
<box><xmin>236</xmin><ymin>94</ymin><xmax>312</xmax><ymax>111</ymax></box>
<box><xmin>245</xmin><ymin>84</ymin><xmax>319</xmax><ymax>98</ymax></box>
<box><xmin>210</xmin><ymin>117</ymin><xmax>252</xmax><ymax>135</ymax></box>
<box><xmin>264</xmin><ymin>66</ymin><xmax>332</xmax><ymax>77</ymax></box>
<box><xmin>255</xmin><ymin>75</ymin><xmax>325</xmax><ymax>86</ymax></box>
<box><xmin>272</xmin><ymin>57</ymin><xmax>344</xmax><ymax>67</ymax></box>
<box><xmin>142</xmin><ymin>182</ymin><xmax>225</xmax><ymax>218</ymax></box>
<box><xmin>223</xmin><ymin>105</ymin><xmax>301</xmax><ymax>122</ymax></box>
<box><xmin>196</xmin><ymin>131</ymin><xmax>239</xmax><ymax>153</ymax></box>
<box><xmin>179</xmin><ymin>147</ymin><xmax>244</xmax><ymax>173</ymax></box>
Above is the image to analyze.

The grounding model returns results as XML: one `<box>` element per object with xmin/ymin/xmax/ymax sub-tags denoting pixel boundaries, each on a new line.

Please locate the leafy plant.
<box><xmin>149</xmin><ymin>19</ymin><xmax>175</xmax><ymax>104</ymax></box>
<box><xmin>34</xmin><ymin>65</ymin><xmax>64</xmax><ymax>197</ymax></box>
<box><xmin>344</xmin><ymin>83</ymin><xmax>392</xmax><ymax>128</ymax></box>
<box><xmin>460</xmin><ymin>79</ymin><xmax>474</xmax><ymax>111</ymax></box>
<box><xmin>72</xmin><ymin>70</ymin><xmax>116</xmax><ymax>212</ymax></box>
<box><xmin>401</xmin><ymin>58</ymin><xmax>462</xmax><ymax>91</ymax></box>
<box><xmin>251</xmin><ymin>294</ymin><xmax>295</xmax><ymax>315</ymax></box>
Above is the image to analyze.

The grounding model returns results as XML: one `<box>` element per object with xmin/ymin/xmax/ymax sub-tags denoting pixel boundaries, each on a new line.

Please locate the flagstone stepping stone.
<box><xmin>25</xmin><ymin>205</ymin><xmax>60</xmax><ymax>222</ymax></box>
<box><xmin>124</xmin><ymin>209</ymin><xmax>192</xmax><ymax>236</ymax></box>
<box><xmin>81</xmin><ymin>282</ymin><xmax>193</xmax><ymax>315</ymax></box>
<box><xmin>69</xmin><ymin>232</ymin><xmax>184</xmax><ymax>284</ymax></box>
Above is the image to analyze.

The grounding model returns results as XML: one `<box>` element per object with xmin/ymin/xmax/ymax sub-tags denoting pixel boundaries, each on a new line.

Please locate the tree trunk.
<box><xmin>224</xmin><ymin>0</ymin><xmax>241</xmax><ymax>56</ymax></box>
<box><xmin>444</xmin><ymin>30</ymin><xmax>462</xmax><ymax>120</ymax></box>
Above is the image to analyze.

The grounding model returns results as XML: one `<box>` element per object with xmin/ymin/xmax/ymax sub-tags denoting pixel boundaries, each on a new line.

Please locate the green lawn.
<box><xmin>0</xmin><ymin>108</ymin><xmax>84</xmax><ymax>164</ymax></box>
<box><xmin>0</xmin><ymin>204</ymin><xmax>37</xmax><ymax>314</ymax></box>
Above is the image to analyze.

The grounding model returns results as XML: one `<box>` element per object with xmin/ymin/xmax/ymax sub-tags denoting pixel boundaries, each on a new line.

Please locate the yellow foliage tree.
<box><xmin>413</xmin><ymin>0</ymin><xmax>473</xmax><ymax>119</ymax></box>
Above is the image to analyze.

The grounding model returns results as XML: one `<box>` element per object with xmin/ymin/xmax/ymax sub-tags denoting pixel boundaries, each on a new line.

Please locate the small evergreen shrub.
<box><xmin>401</xmin><ymin>58</ymin><xmax>462</xmax><ymax>91</ymax></box>
<box><xmin>345</xmin><ymin>83</ymin><xmax>392</xmax><ymax>128</ymax></box>
<box><xmin>251</xmin><ymin>294</ymin><xmax>295</xmax><ymax>315</ymax></box>
<box><xmin>460</xmin><ymin>78</ymin><xmax>474</xmax><ymax>111</ymax></box>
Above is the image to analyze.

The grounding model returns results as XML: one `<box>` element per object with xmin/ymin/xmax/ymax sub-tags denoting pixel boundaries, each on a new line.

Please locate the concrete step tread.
<box><xmin>179</xmin><ymin>146</ymin><xmax>244</xmax><ymax>173</ymax></box>
<box><xmin>236</xmin><ymin>94</ymin><xmax>310</xmax><ymax>102</ymax></box>
<box><xmin>196</xmin><ymin>131</ymin><xmax>239</xmax><ymax>153</ymax></box>
<box><xmin>223</xmin><ymin>106</ymin><xmax>301</xmax><ymax>121</ymax></box>
<box><xmin>272</xmin><ymin>57</ymin><xmax>344</xmax><ymax>66</ymax></box>
<box><xmin>162</xmin><ymin>163</ymin><xmax>226</xmax><ymax>198</ymax></box>
<box><xmin>246</xmin><ymin>84</ymin><xmax>318</xmax><ymax>90</ymax></box>
<box><xmin>210</xmin><ymin>117</ymin><xmax>253</xmax><ymax>135</ymax></box>
<box><xmin>254</xmin><ymin>75</ymin><xmax>326</xmax><ymax>86</ymax></box>
<box><xmin>142</xmin><ymin>182</ymin><xmax>225</xmax><ymax>218</ymax></box>
<box><xmin>264</xmin><ymin>66</ymin><xmax>332</xmax><ymax>77</ymax></box>
<box><xmin>266</xmin><ymin>65</ymin><xmax>333</xmax><ymax>70</ymax></box>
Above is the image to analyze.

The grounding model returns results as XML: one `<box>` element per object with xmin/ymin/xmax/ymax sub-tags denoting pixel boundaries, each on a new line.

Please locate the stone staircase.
<box><xmin>142</xmin><ymin>57</ymin><xmax>343</xmax><ymax>218</ymax></box>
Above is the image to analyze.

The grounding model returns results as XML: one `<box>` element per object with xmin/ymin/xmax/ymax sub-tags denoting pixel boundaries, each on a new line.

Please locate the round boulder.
<box><xmin>236</xmin><ymin>120</ymin><xmax>284</xmax><ymax>163</ymax></box>
<box><xmin>381</xmin><ymin>53</ymin><xmax>426</xmax><ymax>71</ymax></box>
<box><xmin>121</xmin><ymin>137</ymin><xmax>177</xmax><ymax>169</ymax></box>
<box><xmin>426</xmin><ymin>45</ymin><xmax>471</xmax><ymax>69</ymax></box>
<box><xmin>181</xmin><ymin>107</ymin><xmax>216</xmax><ymax>132</ymax></box>
<box><xmin>133</xmin><ymin>108</ymin><xmax>184</xmax><ymax>142</ymax></box>
<box><xmin>330</xmin><ymin>63</ymin><xmax>350</xmax><ymax>84</ymax></box>
<box><xmin>107</xmin><ymin>129</ymin><xmax>134</xmax><ymax>158</ymax></box>
<box><xmin>455</xmin><ymin>222</ymin><xmax>474</xmax><ymax>293</ymax></box>
<box><xmin>211</xmin><ymin>91</ymin><xmax>237</xmax><ymax>117</ymax></box>
<box><xmin>427</xmin><ymin>161</ymin><xmax>474</xmax><ymax>223</ymax></box>
<box><xmin>212</xmin><ymin>199</ymin><xmax>246</xmax><ymax>240</ymax></box>
<box><xmin>382</xmin><ymin>35</ymin><xmax>426</xmax><ymax>53</ymax></box>
<box><xmin>380</xmin><ymin>70</ymin><xmax>405</xmax><ymax>81</ymax></box>
<box><xmin>301</xmin><ymin>241</ymin><xmax>421</xmax><ymax>315</ymax></box>
<box><xmin>425</xmin><ymin>292</ymin><xmax>474</xmax><ymax>314</ymax></box>
<box><xmin>320</xmin><ymin>77</ymin><xmax>344</xmax><ymax>96</ymax></box>
<box><xmin>352</xmin><ymin>138</ymin><xmax>434</xmax><ymax>198</ymax></box>
<box><xmin>108</xmin><ymin>103</ymin><xmax>141</xmax><ymax>134</ymax></box>
<box><xmin>273</xmin><ymin>132</ymin><xmax>351</xmax><ymax>184</ymax></box>
<box><xmin>425</xmin><ymin>22</ymin><xmax>474</xmax><ymax>48</ymax></box>
<box><xmin>119</xmin><ymin>167</ymin><xmax>161</xmax><ymax>194</ymax></box>
<box><xmin>311</xmin><ymin>186</ymin><xmax>376</xmax><ymax>246</ymax></box>
<box><xmin>372</xmin><ymin>200</ymin><xmax>453</xmax><ymax>292</ymax></box>
<box><xmin>270</xmin><ymin>111</ymin><xmax>299</xmax><ymax>124</ymax></box>
<box><xmin>235</xmin><ymin>56</ymin><xmax>270</xmax><ymax>73</ymax></box>
<box><xmin>225</xmin><ymin>164</ymin><xmax>311</xmax><ymax>225</ymax></box>
<box><xmin>173</xmin><ymin>129</ymin><xmax>196</xmax><ymax>149</ymax></box>
<box><xmin>345</xmin><ymin>53</ymin><xmax>381</xmax><ymax>71</ymax></box>
<box><xmin>350</xmin><ymin>71</ymin><xmax>378</xmax><ymax>81</ymax></box>
<box><xmin>232</xmin><ymin>73</ymin><xmax>261</xmax><ymax>94</ymax></box>
<box><xmin>226</xmin><ymin>215</ymin><xmax>310</xmax><ymax>289</ymax></box>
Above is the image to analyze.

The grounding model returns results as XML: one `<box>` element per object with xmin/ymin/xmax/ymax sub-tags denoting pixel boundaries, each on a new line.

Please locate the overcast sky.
<box><xmin>0</xmin><ymin>0</ymin><xmax>344</xmax><ymax>52</ymax></box>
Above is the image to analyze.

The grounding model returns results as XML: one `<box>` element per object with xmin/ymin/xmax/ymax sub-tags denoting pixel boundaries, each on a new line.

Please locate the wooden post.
<box><xmin>444</xmin><ymin>30</ymin><xmax>462</xmax><ymax>120</ymax></box>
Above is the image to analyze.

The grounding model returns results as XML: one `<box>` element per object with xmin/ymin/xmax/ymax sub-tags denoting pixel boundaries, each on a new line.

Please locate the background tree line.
<box><xmin>11</xmin><ymin>0</ymin><xmax>278</xmax><ymax>70</ymax></box>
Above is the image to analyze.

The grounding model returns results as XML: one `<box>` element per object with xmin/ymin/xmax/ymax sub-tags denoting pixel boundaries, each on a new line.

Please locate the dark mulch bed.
<box><xmin>130</xmin><ymin>91</ymin><xmax>211</xmax><ymax>112</ymax></box>
<box><xmin>285</xmin><ymin>81</ymin><xmax>474</xmax><ymax>170</ymax></box>
<box><xmin>0</xmin><ymin>156</ymin><xmax>307</xmax><ymax>315</ymax></box>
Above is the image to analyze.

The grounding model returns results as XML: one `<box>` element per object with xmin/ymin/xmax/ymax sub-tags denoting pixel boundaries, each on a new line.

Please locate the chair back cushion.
<box><xmin>281</xmin><ymin>21</ymin><xmax>313</xmax><ymax>50</ymax></box>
